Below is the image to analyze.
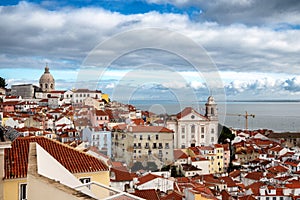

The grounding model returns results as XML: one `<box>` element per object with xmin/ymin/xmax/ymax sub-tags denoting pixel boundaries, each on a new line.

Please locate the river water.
<box><xmin>130</xmin><ymin>100</ymin><xmax>300</xmax><ymax>132</ymax></box>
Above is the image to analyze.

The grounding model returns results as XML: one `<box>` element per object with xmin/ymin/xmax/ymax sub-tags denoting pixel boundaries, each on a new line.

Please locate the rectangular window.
<box><xmin>211</xmin><ymin>128</ymin><xmax>214</xmax><ymax>134</ymax></box>
<box><xmin>140</xmin><ymin>135</ymin><xmax>143</xmax><ymax>140</ymax></box>
<box><xmin>191</xmin><ymin>125</ymin><xmax>195</xmax><ymax>133</ymax></box>
<box><xmin>181</xmin><ymin>126</ymin><xmax>185</xmax><ymax>133</ymax></box>
<box><xmin>158</xmin><ymin>143</ymin><xmax>163</xmax><ymax>149</ymax></box>
<box><xmin>182</xmin><ymin>134</ymin><xmax>185</xmax><ymax>139</ymax></box>
<box><xmin>19</xmin><ymin>183</ymin><xmax>27</xmax><ymax>200</ymax></box>
<box><xmin>155</xmin><ymin>134</ymin><xmax>159</xmax><ymax>140</ymax></box>
<box><xmin>201</xmin><ymin>135</ymin><xmax>204</xmax><ymax>138</ymax></box>
<box><xmin>153</xmin><ymin>143</ymin><xmax>157</xmax><ymax>149</ymax></box>
<box><xmin>201</xmin><ymin>127</ymin><xmax>204</xmax><ymax>133</ymax></box>
<box><xmin>148</xmin><ymin>135</ymin><xmax>151</xmax><ymax>140</ymax></box>
<box><xmin>165</xmin><ymin>143</ymin><xmax>169</xmax><ymax>149</ymax></box>
<box><xmin>211</xmin><ymin>137</ymin><xmax>214</xmax><ymax>142</ymax></box>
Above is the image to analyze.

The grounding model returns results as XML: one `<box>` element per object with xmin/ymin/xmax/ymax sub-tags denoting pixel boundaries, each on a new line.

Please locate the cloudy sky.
<box><xmin>1</xmin><ymin>0</ymin><xmax>300</xmax><ymax>103</ymax></box>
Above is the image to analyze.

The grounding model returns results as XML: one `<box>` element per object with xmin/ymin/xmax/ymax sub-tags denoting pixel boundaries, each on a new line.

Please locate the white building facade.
<box><xmin>166</xmin><ymin>96</ymin><xmax>219</xmax><ymax>149</ymax></box>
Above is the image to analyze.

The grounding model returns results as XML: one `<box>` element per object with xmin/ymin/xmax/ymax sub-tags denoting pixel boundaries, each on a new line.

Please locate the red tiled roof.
<box><xmin>110</xmin><ymin>167</ymin><xmax>133</xmax><ymax>182</ymax></box>
<box><xmin>219</xmin><ymin>176</ymin><xmax>237</xmax><ymax>187</ymax></box>
<box><xmin>268</xmin><ymin>145</ymin><xmax>283</xmax><ymax>152</ymax></box>
<box><xmin>284</xmin><ymin>159</ymin><xmax>300</xmax><ymax>167</ymax></box>
<box><xmin>245</xmin><ymin>171</ymin><xmax>264</xmax><ymax>180</ymax></box>
<box><xmin>136</xmin><ymin>173</ymin><xmax>162</xmax><ymax>185</ymax></box>
<box><xmin>50</xmin><ymin>90</ymin><xmax>66</xmax><ymax>94</ymax></box>
<box><xmin>285</xmin><ymin>180</ymin><xmax>300</xmax><ymax>189</ymax></box>
<box><xmin>222</xmin><ymin>143</ymin><xmax>230</xmax><ymax>151</ymax></box>
<box><xmin>4</xmin><ymin>136</ymin><xmax>108</xmax><ymax>179</ymax></box>
<box><xmin>246</xmin><ymin>182</ymin><xmax>265</xmax><ymax>196</ymax></box>
<box><xmin>176</xmin><ymin>107</ymin><xmax>207</xmax><ymax>119</ymax></box>
<box><xmin>239</xmin><ymin>195</ymin><xmax>256</xmax><ymax>200</ymax></box>
<box><xmin>39</xmin><ymin>99</ymin><xmax>48</xmax><ymax>102</ymax></box>
<box><xmin>95</xmin><ymin>110</ymin><xmax>109</xmax><ymax>116</ymax></box>
<box><xmin>174</xmin><ymin>149</ymin><xmax>188</xmax><ymax>160</ymax></box>
<box><xmin>220</xmin><ymin>190</ymin><xmax>231</xmax><ymax>200</ymax></box>
<box><xmin>229</xmin><ymin>170</ymin><xmax>241</xmax><ymax>178</ymax></box>
<box><xmin>267</xmin><ymin>165</ymin><xmax>289</xmax><ymax>174</ymax></box>
<box><xmin>131</xmin><ymin>189</ymin><xmax>159</xmax><ymax>200</ymax></box>
<box><xmin>161</xmin><ymin>191</ymin><xmax>183</xmax><ymax>200</ymax></box>
<box><xmin>131</xmin><ymin>119</ymin><xmax>145</xmax><ymax>125</ymax></box>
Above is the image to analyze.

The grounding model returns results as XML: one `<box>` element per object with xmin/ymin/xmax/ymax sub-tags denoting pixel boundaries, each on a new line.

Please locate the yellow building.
<box><xmin>188</xmin><ymin>145</ymin><xmax>225</xmax><ymax>174</ymax></box>
<box><xmin>184</xmin><ymin>185</ymin><xmax>217</xmax><ymax>200</ymax></box>
<box><xmin>101</xmin><ymin>93</ymin><xmax>109</xmax><ymax>103</ymax></box>
<box><xmin>1</xmin><ymin>136</ymin><xmax>109</xmax><ymax>200</ymax></box>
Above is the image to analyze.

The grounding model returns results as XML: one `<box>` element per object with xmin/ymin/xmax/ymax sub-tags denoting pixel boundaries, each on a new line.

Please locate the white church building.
<box><xmin>166</xmin><ymin>96</ymin><xmax>219</xmax><ymax>149</ymax></box>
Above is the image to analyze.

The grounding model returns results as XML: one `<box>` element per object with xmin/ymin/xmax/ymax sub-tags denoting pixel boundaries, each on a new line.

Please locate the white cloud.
<box><xmin>1</xmin><ymin>2</ymin><xmax>300</xmax><ymax>100</ymax></box>
<box><xmin>105</xmin><ymin>82</ymin><xmax>115</xmax><ymax>89</ymax></box>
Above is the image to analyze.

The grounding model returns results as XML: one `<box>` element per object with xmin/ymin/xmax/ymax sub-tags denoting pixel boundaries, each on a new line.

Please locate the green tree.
<box><xmin>218</xmin><ymin>124</ymin><xmax>235</xmax><ymax>144</ymax></box>
<box><xmin>0</xmin><ymin>77</ymin><xmax>7</xmax><ymax>88</ymax></box>
<box><xmin>131</xmin><ymin>161</ymin><xmax>144</xmax><ymax>172</ymax></box>
<box><xmin>145</xmin><ymin>162</ymin><xmax>158</xmax><ymax>172</ymax></box>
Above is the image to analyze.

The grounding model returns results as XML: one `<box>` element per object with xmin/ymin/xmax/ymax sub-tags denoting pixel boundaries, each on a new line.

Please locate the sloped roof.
<box><xmin>229</xmin><ymin>170</ymin><xmax>241</xmax><ymax>178</ymax></box>
<box><xmin>219</xmin><ymin>176</ymin><xmax>237</xmax><ymax>187</ymax></box>
<box><xmin>110</xmin><ymin>167</ymin><xmax>133</xmax><ymax>182</ymax></box>
<box><xmin>245</xmin><ymin>171</ymin><xmax>264</xmax><ymax>180</ymax></box>
<box><xmin>267</xmin><ymin>165</ymin><xmax>289</xmax><ymax>174</ymax></box>
<box><xmin>95</xmin><ymin>110</ymin><xmax>109</xmax><ymax>116</ymax></box>
<box><xmin>176</xmin><ymin>107</ymin><xmax>207</xmax><ymax>120</ymax></box>
<box><xmin>246</xmin><ymin>182</ymin><xmax>265</xmax><ymax>196</ymax></box>
<box><xmin>136</xmin><ymin>173</ymin><xmax>162</xmax><ymax>186</ymax></box>
<box><xmin>174</xmin><ymin>149</ymin><xmax>188</xmax><ymax>160</ymax></box>
<box><xmin>4</xmin><ymin>136</ymin><xmax>108</xmax><ymax>179</ymax></box>
<box><xmin>131</xmin><ymin>189</ymin><xmax>160</xmax><ymax>200</ymax></box>
<box><xmin>161</xmin><ymin>190</ymin><xmax>183</xmax><ymax>200</ymax></box>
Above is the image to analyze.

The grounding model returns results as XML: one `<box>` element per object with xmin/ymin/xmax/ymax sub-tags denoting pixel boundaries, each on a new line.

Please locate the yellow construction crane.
<box><xmin>226</xmin><ymin>111</ymin><xmax>255</xmax><ymax>130</ymax></box>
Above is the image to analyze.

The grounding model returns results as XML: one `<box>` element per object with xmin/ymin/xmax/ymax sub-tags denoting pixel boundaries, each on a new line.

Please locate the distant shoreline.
<box><xmin>127</xmin><ymin>99</ymin><xmax>300</xmax><ymax>105</ymax></box>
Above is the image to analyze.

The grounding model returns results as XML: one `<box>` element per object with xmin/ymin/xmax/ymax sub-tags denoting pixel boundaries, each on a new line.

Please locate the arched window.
<box><xmin>50</xmin><ymin>84</ymin><xmax>53</xmax><ymax>89</ymax></box>
<box><xmin>45</xmin><ymin>83</ymin><xmax>48</xmax><ymax>89</ymax></box>
<box><xmin>211</xmin><ymin>107</ymin><xmax>214</xmax><ymax>115</ymax></box>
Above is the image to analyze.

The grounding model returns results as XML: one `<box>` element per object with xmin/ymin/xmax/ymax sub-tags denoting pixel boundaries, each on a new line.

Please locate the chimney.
<box><xmin>187</xmin><ymin>156</ymin><xmax>192</xmax><ymax>165</ymax></box>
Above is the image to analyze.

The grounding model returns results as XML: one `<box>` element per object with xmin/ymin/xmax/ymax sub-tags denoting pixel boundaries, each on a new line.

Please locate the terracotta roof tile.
<box><xmin>176</xmin><ymin>107</ymin><xmax>207</xmax><ymax>119</ymax></box>
<box><xmin>219</xmin><ymin>176</ymin><xmax>237</xmax><ymax>187</ymax></box>
<box><xmin>131</xmin><ymin>189</ymin><xmax>159</xmax><ymax>200</ymax></box>
<box><xmin>229</xmin><ymin>170</ymin><xmax>241</xmax><ymax>178</ymax></box>
<box><xmin>110</xmin><ymin>167</ymin><xmax>133</xmax><ymax>182</ymax></box>
<box><xmin>267</xmin><ymin>165</ymin><xmax>289</xmax><ymax>174</ymax></box>
<box><xmin>174</xmin><ymin>149</ymin><xmax>188</xmax><ymax>159</ymax></box>
<box><xmin>245</xmin><ymin>171</ymin><xmax>264</xmax><ymax>180</ymax></box>
<box><xmin>136</xmin><ymin>173</ymin><xmax>162</xmax><ymax>186</ymax></box>
<box><xmin>4</xmin><ymin>136</ymin><xmax>108</xmax><ymax>179</ymax></box>
<box><xmin>161</xmin><ymin>191</ymin><xmax>183</xmax><ymax>200</ymax></box>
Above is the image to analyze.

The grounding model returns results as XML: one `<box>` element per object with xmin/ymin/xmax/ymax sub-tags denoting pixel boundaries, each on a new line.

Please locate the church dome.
<box><xmin>39</xmin><ymin>65</ymin><xmax>55</xmax><ymax>92</ymax></box>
